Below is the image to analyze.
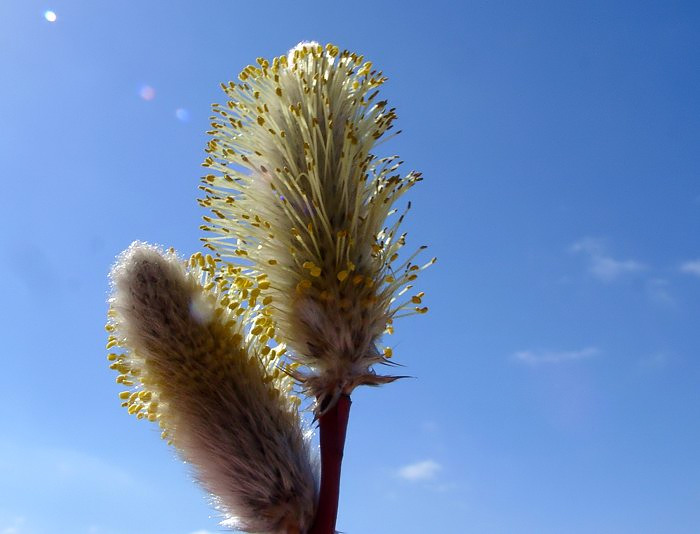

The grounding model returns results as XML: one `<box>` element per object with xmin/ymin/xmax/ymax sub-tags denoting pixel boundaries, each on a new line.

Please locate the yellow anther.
<box><xmin>296</xmin><ymin>279</ymin><xmax>312</xmax><ymax>293</ymax></box>
<box><xmin>411</xmin><ymin>295</ymin><xmax>422</xmax><ymax>304</ymax></box>
<box><xmin>262</xmin><ymin>296</ymin><xmax>273</xmax><ymax>305</ymax></box>
<box><xmin>267</xmin><ymin>259</ymin><xmax>278</xmax><ymax>265</ymax></box>
<box><xmin>416</xmin><ymin>306</ymin><xmax>429</xmax><ymax>314</ymax></box>
<box><xmin>383</xmin><ymin>347</ymin><xmax>393</xmax><ymax>358</ymax></box>
<box><xmin>337</xmin><ymin>270</ymin><xmax>349</xmax><ymax>282</ymax></box>
<box><xmin>118</xmin><ymin>391</ymin><xmax>130</xmax><ymax>400</ymax></box>
<box><xmin>310</xmin><ymin>266</ymin><xmax>321</xmax><ymax>277</ymax></box>
<box><xmin>107</xmin><ymin>353</ymin><xmax>118</xmax><ymax>361</ymax></box>
<box><xmin>251</xmin><ymin>325</ymin><xmax>263</xmax><ymax>336</ymax></box>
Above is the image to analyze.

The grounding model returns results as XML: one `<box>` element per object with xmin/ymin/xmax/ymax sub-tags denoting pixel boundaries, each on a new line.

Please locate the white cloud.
<box><xmin>570</xmin><ymin>238</ymin><xmax>645</xmax><ymax>282</ymax></box>
<box><xmin>680</xmin><ymin>260</ymin><xmax>700</xmax><ymax>277</ymax></box>
<box><xmin>646</xmin><ymin>278</ymin><xmax>675</xmax><ymax>306</ymax></box>
<box><xmin>397</xmin><ymin>459</ymin><xmax>442</xmax><ymax>481</ymax></box>
<box><xmin>513</xmin><ymin>347</ymin><xmax>599</xmax><ymax>365</ymax></box>
<box><xmin>0</xmin><ymin>441</ymin><xmax>136</xmax><ymax>493</ymax></box>
<box><xmin>638</xmin><ymin>352</ymin><xmax>670</xmax><ymax>370</ymax></box>
<box><xmin>1</xmin><ymin>517</ymin><xmax>26</xmax><ymax>534</ymax></box>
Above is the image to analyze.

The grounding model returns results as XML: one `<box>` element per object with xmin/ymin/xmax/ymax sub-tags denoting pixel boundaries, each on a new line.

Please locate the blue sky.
<box><xmin>1</xmin><ymin>1</ymin><xmax>699</xmax><ymax>533</ymax></box>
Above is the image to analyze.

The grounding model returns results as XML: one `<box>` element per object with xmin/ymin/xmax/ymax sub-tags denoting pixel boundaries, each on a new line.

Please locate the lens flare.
<box><xmin>175</xmin><ymin>108</ymin><xmax>190</xmax><ymax>122</ymax></box>
<box><xmin>139</xmin><ymin>85</ymin><xmax>156</xmax><ymax>101</ymax></box>
<box><xmin>44</xmin><ymin>10</ymin><xmax>57</xmax><ymax>22</ymax></box>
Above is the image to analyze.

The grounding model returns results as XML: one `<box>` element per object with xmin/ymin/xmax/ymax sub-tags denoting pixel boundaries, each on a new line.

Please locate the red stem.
<box><xmin>308</xmin><ymin>394</ymin><xmax>352</xmax><ymax>534</ymax></box>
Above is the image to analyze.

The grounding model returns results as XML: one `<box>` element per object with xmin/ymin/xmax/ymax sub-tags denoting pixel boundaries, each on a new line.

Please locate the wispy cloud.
<box><xmin>638</xmin><ymin>351</ymin><xmax>671</xmax><ymax>370</ymax></box>
<box><xmin>1</xmin><ymin>517</ymin><xmax>26</xmax><ymax>534</ymax></box>
<box><xmin>570</xmin><ymin>238</ymin><xmax>645</xmax><ymax>282</ymax></box>
<box><xmin>646</xmin><ymin>278</ymin><xmax>675</xmax><ymax>307</ymax></box>
<box><xmin>0</xmin><ymin>441</ymin><xmax>136</xmax><ymax>492</ymax></box>
<box><xmin>397</xmin><ymin>459</ymin><xmax>442</xmax><ymax>481</ymax></box>
<box><xmin>513</xmin><ymin>347</ymin><xmax>599</xmax><ymax>365</ymax></box>
<box><xmin>680</xmin><ymin>259</ymin><xmax>700</xmax><ymax>277</ymax></box>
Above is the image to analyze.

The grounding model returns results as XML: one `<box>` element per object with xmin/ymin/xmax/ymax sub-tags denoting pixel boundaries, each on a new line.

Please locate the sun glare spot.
<box><xmin>139</xmin><ymin>85</ymin><xmax>156</xmax><ymax>101</ymax></box>
<box><xmin>44</xmin><ymin>10</ymin><xmax>57</xmax><ymax>22</ymax></box>
<box><xmin>175</xmin><ymin>108</ymin><xmax>190</xmax><ymax>122</ymax></box>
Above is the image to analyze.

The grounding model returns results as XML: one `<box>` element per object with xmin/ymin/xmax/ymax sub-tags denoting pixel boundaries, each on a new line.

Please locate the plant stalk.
<box><xmin>308</xmin><ymin>394</ymin><xmax>352</xmax><ymax>534</ymax></box>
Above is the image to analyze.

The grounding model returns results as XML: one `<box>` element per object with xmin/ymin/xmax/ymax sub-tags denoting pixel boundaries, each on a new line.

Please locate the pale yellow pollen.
<box><xmin>296</xmin><ymin>279</ymin><xmax>312</xmax><ymax>293</ymax></box>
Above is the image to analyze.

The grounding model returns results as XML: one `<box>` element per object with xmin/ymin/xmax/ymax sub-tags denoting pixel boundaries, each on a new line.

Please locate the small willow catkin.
<box><xmin>107</xmin><ymin>242</ymin><xmax>316</xmax><ymax>533</ymax></box>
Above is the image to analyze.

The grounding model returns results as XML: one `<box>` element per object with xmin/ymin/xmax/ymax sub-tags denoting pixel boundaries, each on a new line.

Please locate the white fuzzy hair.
<box><xmin>109</xmin><ymin>242</ymin><xmax>317</xmax><ymax>533</ymax></box>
